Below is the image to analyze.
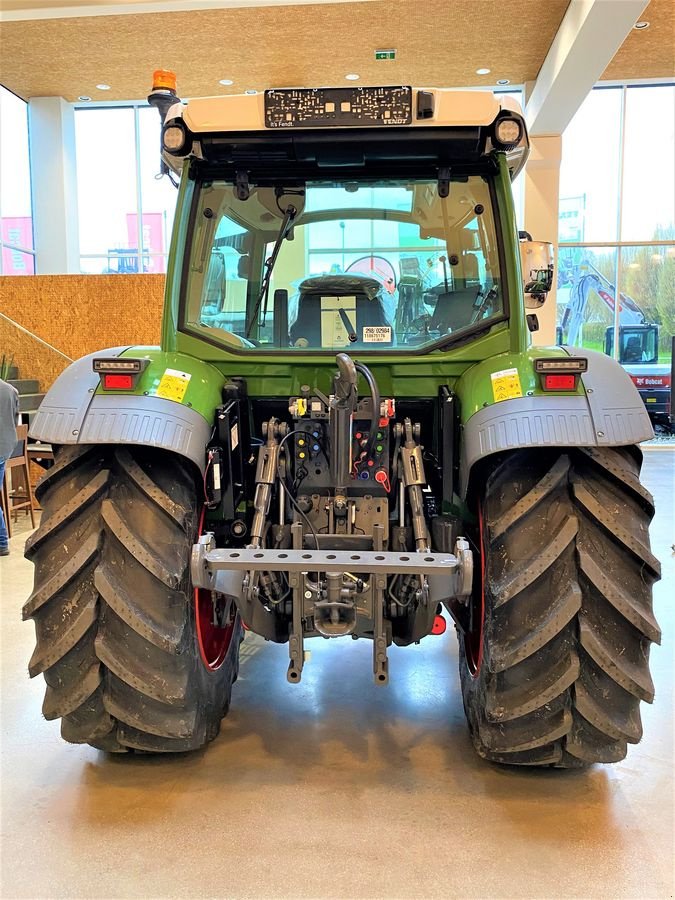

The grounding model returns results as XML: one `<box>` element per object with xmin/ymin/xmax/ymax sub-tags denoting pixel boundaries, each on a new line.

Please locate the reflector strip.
<box><xmin>544</xmin><ymin>374</ymin><xmax>576</xmax><ymax>391</ymax></box>
<box><xmin>103</xmin><ymin>373</ymin><xmax>133</xmax><ymax>390</ymax></box>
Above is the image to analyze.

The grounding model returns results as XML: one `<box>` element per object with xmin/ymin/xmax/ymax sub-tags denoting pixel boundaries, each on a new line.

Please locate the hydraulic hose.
<box><xmin>354</xmin><ymin>361</ymin><xmax>380</xmax><ymax>463</ymax></box>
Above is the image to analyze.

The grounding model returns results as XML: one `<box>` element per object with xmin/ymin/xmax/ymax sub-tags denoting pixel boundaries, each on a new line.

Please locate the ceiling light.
<box><xmin>244</xmin><ymin>89</ymin><xmax>257</xmax><ymax>95</ymax></box>
<box><xmin>96</xmin><ymin>83</ymin><xmax>111</xmax><ymax>91</ymax></box>
<box><xmin>497</xmin><ymin>79</ymin><xmax>510</xmax><ymax>85</ymax></box>
<box><xmin>476</xmin><ymin>68</ymin><xmax>491</xmax><ymax>76</ymax></box>
<box><xmin>219</xmin><ymin>79</ymin><xmax>234</xmax><ymax>86</ymax></box>
<box><xmin>345</xmin><ymin>73</ymin><xmax>360</xmax><ymax>81</ymax></box>
<box><xmin>633</xmin><ymin>20</ymin><xmax>649</xmax><ymax>29</ymax></box>
<box><xmin>78</xmin><ymin>95</ymin><xmax>92</xmax><ymax>102</ymax></box>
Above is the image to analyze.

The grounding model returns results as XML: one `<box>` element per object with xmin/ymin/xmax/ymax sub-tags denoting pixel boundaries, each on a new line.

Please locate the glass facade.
<box><xmin>0</xmin><ymin>86</ymin><xmax>35</xmax><ymax>275</ymax></box>
<box><xmin>75</xmin><ymin>104</ymin><xmax>177</xmax><ymax>273</ymax></box>
<box><xmin>557</xmin><ymin>83</ymin><xmax>675</xmax><ymax>377</ymax></box>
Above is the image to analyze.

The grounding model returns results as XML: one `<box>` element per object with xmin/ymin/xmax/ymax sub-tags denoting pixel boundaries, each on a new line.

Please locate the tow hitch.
<box><xmin>191</xmin><ymin>536</ymin><xmax>473</xmax><ymax>684</ymax></box>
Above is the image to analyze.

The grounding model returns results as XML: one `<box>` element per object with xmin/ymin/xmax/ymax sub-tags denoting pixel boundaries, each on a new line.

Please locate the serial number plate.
<box><xmin>264</xmin><ymin>86</ymin><xmax>412</xmax><ymax>128</ymax></box>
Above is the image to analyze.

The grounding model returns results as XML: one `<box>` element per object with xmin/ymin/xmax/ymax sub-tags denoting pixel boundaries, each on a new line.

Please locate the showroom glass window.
<box><xmin>0</xmin><ymin>86</ymin><xmax>35</xmax><ymax>275</ymax></box>
<box><xmin>75</xmin><ymin>104</ymin><xmax>177</xmax><ymax>273</ymax></box>
<box><xmin>558</xmin><ymin>83</ymin><xmax>675</xmax><ymax>366</ymax></box>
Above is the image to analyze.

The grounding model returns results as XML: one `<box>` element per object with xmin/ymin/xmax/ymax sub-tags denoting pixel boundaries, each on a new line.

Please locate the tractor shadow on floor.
<box><xmin>79</xmin><ymin>630</ymin><xmax>616</xmax><ymax>843</ymax></box>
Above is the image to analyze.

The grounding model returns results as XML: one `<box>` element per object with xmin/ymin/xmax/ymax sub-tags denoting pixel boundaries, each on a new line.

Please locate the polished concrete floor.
<box><xmin>1</xmin><ymin>448</ymin><xmax>673</xmax><ymax>900</ymax></box>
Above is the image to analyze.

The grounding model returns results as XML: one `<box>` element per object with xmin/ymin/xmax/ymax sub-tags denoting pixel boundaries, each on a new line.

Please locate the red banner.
<box><xmin>630</xmin><ymin>374</ymin><xmax>671</xmax><ymax>389</ymax></box>
<box><xmin>1</xmin><ymin>217</ymin><xmax>34</xmax><ymax>275</ymax></box>
<box><xmin>126</xmin><ymin>213</ymin><xmax>165</xmax><ymax>273</ymax></box>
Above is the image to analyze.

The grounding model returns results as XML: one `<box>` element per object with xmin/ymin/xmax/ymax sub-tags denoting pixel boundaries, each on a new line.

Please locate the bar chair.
<box><xmin>2</xmin><ymin>424</ymin><xmax>36</xmax><ymax>531</ymax></box>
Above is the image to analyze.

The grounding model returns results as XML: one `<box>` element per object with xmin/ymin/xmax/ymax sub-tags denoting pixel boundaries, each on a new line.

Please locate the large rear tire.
<box><xmin>23</xmin><ymin>445</ymin><xmax>242</xmax><ymax>753</ymax></box>
<box><xmin>459</xmin><ymin>446</ymin><xmax>661</xmax><ymax>767</ymax></box>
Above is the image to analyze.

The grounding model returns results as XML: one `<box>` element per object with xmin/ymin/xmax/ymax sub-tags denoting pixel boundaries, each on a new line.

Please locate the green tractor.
<box><xmin>23</xmin><ymin>77</ymin><xmax>661</xmax><ymax>766</ymax></box>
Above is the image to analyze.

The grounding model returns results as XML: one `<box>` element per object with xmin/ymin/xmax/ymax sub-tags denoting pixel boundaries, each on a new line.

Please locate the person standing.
<box><xmin>0</xmin><ymin>378</ymin><xmax>19</xmax><ymax>556</ymax></box>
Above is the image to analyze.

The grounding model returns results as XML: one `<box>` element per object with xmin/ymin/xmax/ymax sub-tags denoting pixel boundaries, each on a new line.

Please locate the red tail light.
<box><xmin>103</xmin><ymin>373</ymin><xmax>133</xmax><ymax>390</ymax></box>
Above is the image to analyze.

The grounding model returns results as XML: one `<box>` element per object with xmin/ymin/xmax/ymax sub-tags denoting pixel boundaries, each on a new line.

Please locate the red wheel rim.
<box><xmin>194</xmin><ymin>510</ymin><xmax>236</xmax><ymax>671</ymax></box>
<box><xmin>464</xmin><ymin>503</ymin><xmax>485</xmax><ymax>677</ymax></box>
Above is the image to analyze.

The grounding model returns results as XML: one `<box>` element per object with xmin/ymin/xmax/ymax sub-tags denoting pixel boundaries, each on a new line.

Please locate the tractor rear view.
<box><xmin>23</xmin><ymin>75</ymin><xmax>661</xmax><ymax>766</ymax></box>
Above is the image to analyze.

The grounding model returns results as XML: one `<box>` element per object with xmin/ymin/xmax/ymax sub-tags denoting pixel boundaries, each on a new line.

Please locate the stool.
<box><xmin>0</xmin><ymin>468</ymin><xmax>10</xmax><ymax>540</ymax></box>
<box><xmin>3</xmin><ymin>425</ymin><xmax>36</xmax><ymax>529</ymax></box>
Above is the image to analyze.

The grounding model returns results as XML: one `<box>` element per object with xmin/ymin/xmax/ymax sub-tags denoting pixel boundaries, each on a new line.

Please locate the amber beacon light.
<box><xmin>152</xmin><ymin>69</ymin><xmax>177</xmax><ymax>93</ymax></box>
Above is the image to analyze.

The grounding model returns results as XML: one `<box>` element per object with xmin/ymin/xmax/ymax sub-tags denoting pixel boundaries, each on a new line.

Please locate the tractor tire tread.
<box><xmin>460</xmin><ymin>447</ymin><xmax>659</xmax><ymax>768</ymax></box>
<box><xmin>23</xmin><ymin>445</ymin><xmax>241</xmax><ymax>754</ymax></box>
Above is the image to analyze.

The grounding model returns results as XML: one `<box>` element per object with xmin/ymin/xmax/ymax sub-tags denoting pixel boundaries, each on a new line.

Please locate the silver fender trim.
<box><xmin>460</xmin><ymin>348</ymin><xmax>653</xmax><ymax>495</ymax></box>
<box><xmin>29</xmin><ymin>349</ymin><xmax>210</xmax><ymax>473</ymax></box>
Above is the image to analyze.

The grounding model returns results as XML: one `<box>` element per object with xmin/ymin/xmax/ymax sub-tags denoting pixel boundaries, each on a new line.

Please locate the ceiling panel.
<box><xmin>1</xmin><ymin>0</ymin><xmax>670</xmax><ymax>105</ymax></box>
<box><xmin>601</xmin><ymin>0</ymin><xmax>674</xmax><ymax>81</ymax></box>
<box><xmin>0</xmin><ymin>0</ymin><xmax>570</xmax><ymax>101</ymax></box>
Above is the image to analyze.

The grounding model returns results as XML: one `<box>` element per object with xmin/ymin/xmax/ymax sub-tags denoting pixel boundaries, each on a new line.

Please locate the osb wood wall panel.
<box><xmin>0</xmin><ymin>275</ymin><xmax>165</xmax><ymax>390</ymax></box>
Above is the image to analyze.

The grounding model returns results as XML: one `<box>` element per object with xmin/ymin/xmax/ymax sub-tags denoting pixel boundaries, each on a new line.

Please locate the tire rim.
<box><xmin>464</xmin><ymin>503</ymin><xmax>485</xmax><ymax>677</ymax></box>
<box><xmin>194</xmin><ymin>509</ymin><xmax>236</xmax><ymax>671</ymax></box>
<box><xmin>195</xmin><ymin>587</ymin><xmax>235</xmax><ymax>671</ymax></box>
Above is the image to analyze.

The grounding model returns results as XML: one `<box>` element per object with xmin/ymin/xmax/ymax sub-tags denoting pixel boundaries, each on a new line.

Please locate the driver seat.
<box><xmin>290</xmin><ymin>274</ymin><xmax>393</xmax><ymax>347</ymax></box>
<box><xmin>623</xmin><ymin>336</ymin><xmax>643</xmax><ymax>362</ymax></box>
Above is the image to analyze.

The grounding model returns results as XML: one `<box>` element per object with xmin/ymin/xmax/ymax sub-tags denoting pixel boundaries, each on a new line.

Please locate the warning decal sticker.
<box><xmin>156</xmin><ymin>368</ymin><xmax>192</xmax><ymax>403</ymax></box>
<box><xmin>363</xmin><ymin>326</ymin><xmax>392</xmax><ymax>343</ymax></box>
<box><xmin>490</xmin><ymin>367</ymin><xmax>523</xmax><ymax>403</ymax></box>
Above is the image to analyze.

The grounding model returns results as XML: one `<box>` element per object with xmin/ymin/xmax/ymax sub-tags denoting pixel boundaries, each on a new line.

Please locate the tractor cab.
<box><xmin>149</xmin><ymin>80</ymin><xmax>533</xmax><ymax>359</ymax></box>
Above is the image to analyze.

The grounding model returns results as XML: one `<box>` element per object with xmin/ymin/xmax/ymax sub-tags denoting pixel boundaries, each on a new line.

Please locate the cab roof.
<box><xmin>162</xmin><ymin>86</ymin><xmax>529</xmax><ymax>180</ymax></box>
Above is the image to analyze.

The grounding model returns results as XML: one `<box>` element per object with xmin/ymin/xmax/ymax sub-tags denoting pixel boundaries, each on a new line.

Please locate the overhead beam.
<box><xmin>525</xmin><ymin>0</ymin><xmax>649</xmax><ymax>136</ymax></box>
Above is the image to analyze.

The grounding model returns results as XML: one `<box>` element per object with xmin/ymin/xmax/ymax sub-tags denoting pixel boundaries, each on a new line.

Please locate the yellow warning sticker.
<box><xmin>490</xmin><ymin>367</ymin><xmax>523</xmax><ymax>403</ymax></box>
<box><xmin>156</xmin><ymin>368</ymin><xmax>192</xmax><ymax>403</ymax></box>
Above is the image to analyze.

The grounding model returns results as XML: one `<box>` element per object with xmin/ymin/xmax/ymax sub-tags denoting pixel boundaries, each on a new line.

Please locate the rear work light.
<box><xmin>493</xmin><ymin>115</ymin><xmax>523</xmax><ymax>150</ymax></box>
<box><xmin>534</xmin><ymin>357</ymin><xmax>587</xmax><ymax>392</ymax></box>
<box><xmin>93</xmin><ymin>357</ymin><xmax>149</xmax><ymax>390</ymax></box>
<box><xmin>162</xmin><ymin>121</ymin><xmax>191</xmax><ymax>155</ymax></box>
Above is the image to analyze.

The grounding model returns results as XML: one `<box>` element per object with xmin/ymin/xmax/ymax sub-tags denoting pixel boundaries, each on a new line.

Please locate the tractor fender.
<box><xmin>30</xmin><ymin>347</ymin><xmax>226</xmax><ymax>473</ymax></box>
<box><xmin>458</xmin><ymin>346</ymin><xmax>653</xmax><ymax>497</ymax></box>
